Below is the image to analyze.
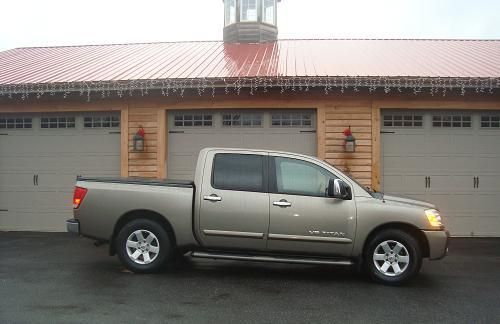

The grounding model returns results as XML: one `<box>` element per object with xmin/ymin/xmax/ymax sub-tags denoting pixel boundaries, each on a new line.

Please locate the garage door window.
<box><xmin>223</xmin><ymin>113</ymin><xmax>262</xmax><ymax>127</ymax></box>
<box><xmin>41</xmin><ymin>116</ymin><xmax>75</xmax><ymax>129</ymax></box>
<box><xmin>0</xmin><ymin>117</ymin><xmax>32</xmax><ymax>129</ymax></box>
<box><xmin>212</xmin><ymin>153</ymin><xmax>265</xmax><ymax>192</ymax></box>
<box><xmin>481</xmin><ymin>115</ymin><xmax>500</xmax><ymax>128</ymax></box>
<box><xmin>432</xmin><ymin>115</ymin><xmax>471</xmax><ymax>128</ymax></box>
<box><xmin>84</xmin><ymin>115</ymin><xmax>120</xmax><ymax>128</ymax></box>
<box><xmin>271</xmin><ymin>113</ymin><xmax>312</xmax><ymax>127</ymax></box>
<box><xmin>174</xmin><ymin>114</ymin><xmax>212</xmax><ymax>127</ymax></box>
<box><xmin>383</xmin><ymin>114</ymin><xmax>423</xmax><ymax>127</ymax></box>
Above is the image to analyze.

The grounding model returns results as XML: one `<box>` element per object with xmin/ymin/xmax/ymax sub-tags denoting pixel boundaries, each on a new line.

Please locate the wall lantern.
<box><xmin>343</xmin><ymin>126</ymin><xmax>356</xmax><ymax>153</ymax></box>
<box><xmin>133</xmin><ymin>127</ymin><xmax>145</xmax><ymax>152</ymax></box>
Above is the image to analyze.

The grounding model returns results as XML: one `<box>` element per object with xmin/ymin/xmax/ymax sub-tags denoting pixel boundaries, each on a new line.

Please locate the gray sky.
<box><xmin>1</xmin><ymin>0</ymin><xmax>499</xmax><ymax>51</ymax></box>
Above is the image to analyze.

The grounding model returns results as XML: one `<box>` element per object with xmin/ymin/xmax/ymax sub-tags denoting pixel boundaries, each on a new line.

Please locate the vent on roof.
<box><xmin>223</xmin><ymin>0</ymin><xmax>280</xmax><ymax>43</ymax></box>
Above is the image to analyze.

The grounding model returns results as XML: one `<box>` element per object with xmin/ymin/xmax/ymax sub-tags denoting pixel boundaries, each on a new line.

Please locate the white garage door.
<box><xmin>0</xmin><ymin>113</ymin><xmax>120</xmax><ymax>231</ymax></box>
<box><xmin>382</xmin><ymin>110</ymin><xmax>500</xmax><ymax>237</ymax></box>
<box><xmin>168</xmin><ymin>110</ymin><xmax>317</xmax><ymax>180</ymax></box>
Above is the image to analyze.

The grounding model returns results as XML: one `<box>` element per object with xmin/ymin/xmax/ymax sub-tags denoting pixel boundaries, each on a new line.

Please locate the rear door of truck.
<box><xmin>197</xmin><ymin>150</ymin><xmax>269</xmax><ymax>251</ymax></box>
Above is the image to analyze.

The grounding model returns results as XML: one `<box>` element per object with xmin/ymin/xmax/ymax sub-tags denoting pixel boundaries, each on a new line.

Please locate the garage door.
<box><xmin>382</xmin><ymin>110</ymin><xmax>500</xmax><ymax>237</ymax></box>
<box><xmin>168</xmin><ymin>110</ymin><xmax>317</xmax><ymax>180</ymax></box>
<box><xmin>0</xmin><ymin>113</ymin><xmax>120</xmax><ymax>231</ymax></box>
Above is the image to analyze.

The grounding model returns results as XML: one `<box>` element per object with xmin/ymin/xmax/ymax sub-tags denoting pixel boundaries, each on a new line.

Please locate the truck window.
<box><xmin>212</xmin><ymin>153</ymin><xmax>265</xmax><ymax>192</ymax></box>
<box><xmin>272</xmin><ymin>157</ymin><xmax>337</xmax><ymax>197</ymax></box>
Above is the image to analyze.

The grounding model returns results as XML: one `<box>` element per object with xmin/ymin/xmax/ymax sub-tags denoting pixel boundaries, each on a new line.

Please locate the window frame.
<box><xmin>480</xmin><ymin>115</ymin><xmax>500</xmax><ymax>129</ymax></box>
<box><xmin>269</xmin><ymin>156</ymin><xmax>341</xmax><ymax>198</ymax></box>
<box><xmin>224</xmin><ymin>0</ymin><xmax>237</xmax><ymax>26</ymax></box>
<box><xmin>83</xmin><ymin>115</ymin><xmax>120</xmax><ymax>128</ymax></box>
<box><xmin>382</xmin><ymin>114</ymin><xmax>424</xmax><ymax>128</ymax></box>
<box><xmin>211</xmin><ymin>153</ymin><xmax>269</xmax><ymax>193</ymax></box>
<box><xmin>0</xmin><ymin>116</ymin><xmax>33</xmax><ymax>129</ymax></box>
<box><xmin>271</xmin><ymin>112</ymin><xmax>313</xmax><ymax>128</ymax></box>
<box><xmin>432</xmin><ymin>114</ymin><xmax>471</xmax><ymax>128</ymax></box>
<box><xmin>40</xmin><ymin>116</ymin><xmax>76</xmax><ymax>129</ymax></box>
<box><xmin>262</xmin><ymin>0</ymin><xmax>276</xmax><ymax>25</ymax></box>
<box><xmin>173</xmin><ymin>113</ymin><xmax>213</xmax><ymax>127</ymax></box>
<box><xmin>240</xmin><ymin>0</ymin><xmax>258</xmax><ymax>22</ymax></box>
<box><xmin>222</xmin><ymin>112</ymin><xmax>263</xmax><ymax>127</ymax></box>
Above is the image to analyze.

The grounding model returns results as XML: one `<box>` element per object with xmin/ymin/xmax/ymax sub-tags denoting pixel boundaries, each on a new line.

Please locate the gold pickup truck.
<box><xmin>67</xmin><ymin>147</ymin><xmax>448</xmax><ymax>285</ymax></box>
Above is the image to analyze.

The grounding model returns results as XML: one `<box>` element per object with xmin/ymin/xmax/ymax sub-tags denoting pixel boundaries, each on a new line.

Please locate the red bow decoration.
<box><xmin>343</xmin><ymin>127</ymin><xmax>352</xmax><ymax>136</ymax></box>
<box><xmin>136</xmin><ymin>127</ymin><xmax>145</xmax><ymax>138</ymax></box>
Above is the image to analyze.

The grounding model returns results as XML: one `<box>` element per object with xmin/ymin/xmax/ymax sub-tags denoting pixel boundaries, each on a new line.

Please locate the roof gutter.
<box><xmin>0</xmin><ymin>76</ymin><xmax>499</xmax><ymax>101</ymax></box>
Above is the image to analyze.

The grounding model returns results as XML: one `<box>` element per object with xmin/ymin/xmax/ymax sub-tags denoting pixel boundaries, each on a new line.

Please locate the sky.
<box><xmin>0</xmin><ymin>0</ymin><xmax>499</xmax><ymax>51</ymax></box>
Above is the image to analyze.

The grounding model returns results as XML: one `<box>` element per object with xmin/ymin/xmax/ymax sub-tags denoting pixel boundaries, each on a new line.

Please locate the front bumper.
<box><xmin>66</xmin><ymin>218</ymin><xmax>80</xmax><ymax>235</ymax></box>
<box><xmin>423</xmin><ymin>230</ymin><xmax>449</xmax><ymax>260</ymax></box>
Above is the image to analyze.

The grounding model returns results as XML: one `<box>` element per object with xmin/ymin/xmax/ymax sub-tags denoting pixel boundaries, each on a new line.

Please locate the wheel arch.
<box><xmin>361</xmin><ymin>222</ymin><xmax>430</xmax><ymax>259</ymax></box>
<box><xmin>109</xmin><ymin>209</ymin><xmax>177</xmax><ymax>256</ymax></box>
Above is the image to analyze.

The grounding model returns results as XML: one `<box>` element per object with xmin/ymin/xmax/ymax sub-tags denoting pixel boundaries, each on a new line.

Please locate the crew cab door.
<box><xmin>197</xmin><ymin>150</ymin><xmax>269</xmax><ymax>251</ymax></box>
<box><xmin>267</xmin><ymin>154</ymin><xmax>356</xmax><ymax>256</ymax></box>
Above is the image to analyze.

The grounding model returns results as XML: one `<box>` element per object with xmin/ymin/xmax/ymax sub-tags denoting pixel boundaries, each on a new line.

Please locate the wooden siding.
<box><xmin>324</xmin><ymin>106</ymin><xmax>373</xmax><ymax>187</ymax></box>
<box><xmin>127</xmin><ymin>107</ymin><xmax>159</xmax><ymax>178</ymax></box>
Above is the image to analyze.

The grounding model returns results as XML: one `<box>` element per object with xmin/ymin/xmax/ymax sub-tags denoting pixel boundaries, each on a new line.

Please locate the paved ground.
<box><xmin>0</xmin><ymin>233</ymin><xmax>499</xmax><ymax>324</ymax></box>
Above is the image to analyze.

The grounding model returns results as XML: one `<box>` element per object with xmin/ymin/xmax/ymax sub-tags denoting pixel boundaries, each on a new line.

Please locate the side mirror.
<box><xmin>328</xmin><ymin>179</ymin><xmax>350</xmax><ymax>200</ymax></box>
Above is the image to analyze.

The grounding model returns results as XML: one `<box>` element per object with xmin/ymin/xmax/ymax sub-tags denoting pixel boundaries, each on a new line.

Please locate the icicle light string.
<box><xmin>0</xmin><ymin>77</ymin><xmax>498</xmax><ymax>101</ymax></box>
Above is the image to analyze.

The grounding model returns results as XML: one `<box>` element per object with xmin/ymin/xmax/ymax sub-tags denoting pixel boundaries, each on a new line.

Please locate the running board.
<box><xmin>191</xmin><ymin>251</ymin><xmax>353</xmax><ymax>266</ymax></box>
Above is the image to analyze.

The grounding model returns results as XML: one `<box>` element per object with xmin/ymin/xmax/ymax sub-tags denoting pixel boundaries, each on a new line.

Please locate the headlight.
<box><xmin>425</xmin><ymin>209</ymin><xmax>443</xmax><ymax>227</ymax></box>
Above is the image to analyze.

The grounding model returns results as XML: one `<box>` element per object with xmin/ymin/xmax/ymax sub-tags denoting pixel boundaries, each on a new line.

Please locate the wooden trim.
<box><xmin>157</xmin><ymin>109</ymin><xmax>167</xmax><ymax>179</ymax></box>
<box><xmin>371</xmin><ymin>105</ymin><xmax>381</xmax><ymax>191</ymax></box>
<box><xmin>316</xmin><ymin>106</ymin><xmax>326</xmax><ymax>160</ymax></box>
<box><xmin>120</xmin><ymin>106</ymin><xmax>129</xmax><ymax>177</ymax></box>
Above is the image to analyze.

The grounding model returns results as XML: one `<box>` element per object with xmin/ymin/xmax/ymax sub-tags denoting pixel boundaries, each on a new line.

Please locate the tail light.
<box><xmin>73</xmin><ymin>186</ymin><xmax>88</xmax><ymax>209</ymax></box>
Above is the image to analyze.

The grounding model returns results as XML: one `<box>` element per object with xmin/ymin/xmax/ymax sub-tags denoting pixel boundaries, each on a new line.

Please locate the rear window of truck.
<box><xmin>212</xmin><ymin>153</ymin><xmax>266</xmax><ymax>192</ymax></box>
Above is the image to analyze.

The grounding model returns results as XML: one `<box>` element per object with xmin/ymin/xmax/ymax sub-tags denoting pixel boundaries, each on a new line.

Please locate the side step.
<box><xmin>191</xmin><ymin>251</ymin><xmax>353</xmax><ymax>266</ymax></box>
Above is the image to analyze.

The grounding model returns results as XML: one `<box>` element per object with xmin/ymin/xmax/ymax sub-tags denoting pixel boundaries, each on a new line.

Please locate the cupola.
<box><xmin>223</xmin><ymin>0</ymin><xmax>280</xmax><ymax>43</ymax></box>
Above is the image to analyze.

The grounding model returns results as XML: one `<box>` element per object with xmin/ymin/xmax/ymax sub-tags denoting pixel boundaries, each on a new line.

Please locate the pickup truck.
<box><xmin>67</xmin><ymin>148</ymin><xmax>448</xmax><ymax>285</ymax></box>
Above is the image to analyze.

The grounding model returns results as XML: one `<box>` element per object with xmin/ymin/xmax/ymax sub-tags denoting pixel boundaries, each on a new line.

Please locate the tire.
<box><xmin>364</xmin><ymin>229</ymin><xmax>422</xmax><ymax>286</ymax></box>
<box><xmin>116</xmin><ymin>219</ymin><xmax>173</xmax><ymax>273</ymax></box>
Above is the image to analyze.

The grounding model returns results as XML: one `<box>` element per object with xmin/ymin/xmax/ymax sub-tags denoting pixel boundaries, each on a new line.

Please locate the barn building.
<box><xmin>0</xmin><ymin>0</ymin><xmax>499</xmax><ymax>235</ymax></box>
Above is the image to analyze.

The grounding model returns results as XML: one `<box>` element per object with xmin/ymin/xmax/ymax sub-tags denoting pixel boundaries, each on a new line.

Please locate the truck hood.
<box><xmin>381</xmin><ymin>194</ymin><xmax>436</xmax><ymax>209</ymax></box>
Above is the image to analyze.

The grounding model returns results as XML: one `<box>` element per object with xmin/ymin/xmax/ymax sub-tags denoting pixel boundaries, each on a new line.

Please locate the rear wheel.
<box><xmin>364</xmin><ymin>229</ymin><xmax>422</xmax><ymax>285</ymax></box>
<box><xmin>116</xmin><ymin>219</ymin><xmax>173</xmax><ymax>273</ymax></box>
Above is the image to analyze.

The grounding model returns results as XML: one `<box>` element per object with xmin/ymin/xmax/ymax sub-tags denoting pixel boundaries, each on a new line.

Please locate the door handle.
<box><xmin>273</xmin><ymin>200</ymin><xmax>292</xmax><ymax>207</ymax></box>
<box><xmin>428</xmin><ymin>176</ymin><xmax>431</xmax><ymax>188</ymax></box>
<box><xmin>473</xmin><ymin>177</ymin><xmax>477</xmax><ymax>188</ymax></box>
<box><xmin>35</xmin><ymin>174</ymin><xmax>39</xmax><ymax>186</ymax></box>
<box><xmin>33</xmin><ymin>174</ymin><xmax>36</xmax><ymax>186</ymax></box>
<box><xmin>425</xmin><ymin>177</ymin><xmax>429</xmax><ymax>188</ymax></box>
<box><xmin>204</xmin><ymin>194</ymin><xmax>222</xmax><ymax>202</ymax></box>
<box><xmin>476</xmin><ymin>176</ymin><xmax>479</xmax><ymax>188</ymax></box>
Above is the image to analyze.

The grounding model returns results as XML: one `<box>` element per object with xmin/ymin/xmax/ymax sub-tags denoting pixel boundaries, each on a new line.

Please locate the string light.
<box><xmin>0</xmin><ymin>77</ymin><xmax>498</xmax><ymax>101</ymax></box>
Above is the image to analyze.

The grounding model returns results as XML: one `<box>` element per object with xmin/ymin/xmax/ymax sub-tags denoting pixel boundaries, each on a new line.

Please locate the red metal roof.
<box><xmin>0</xmin><ymin>39</ymin><xmax>499</xmax><ymax>85</ymax></box>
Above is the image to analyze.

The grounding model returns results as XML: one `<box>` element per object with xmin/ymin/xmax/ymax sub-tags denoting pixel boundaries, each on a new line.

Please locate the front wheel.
<box><xmin>364</xmin><ymin>229</ymin><xmax>422</xmax><ymax>285</ymax></box>
<box><xmin>116</xmin><ymin>219</ymin><xmax>173</xmax><ymax>273</ymax></box>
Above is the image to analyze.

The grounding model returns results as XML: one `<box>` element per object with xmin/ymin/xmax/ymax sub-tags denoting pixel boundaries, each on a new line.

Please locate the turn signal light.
<box><xmin>73</xmin><ymin>186</ymin><xmax>88</xmax><ymax>209</ymax></box>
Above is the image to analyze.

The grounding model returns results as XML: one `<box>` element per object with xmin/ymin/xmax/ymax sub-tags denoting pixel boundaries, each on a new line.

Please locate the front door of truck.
<box><xmin>267</xmin><ymin>154</ymin><xmax>356</xmax><ymax>256</ymax></box>
<box><xmin>197</xmin><ymin>150</ymin><xmax>269</xmax><ymax>251</ymax></box>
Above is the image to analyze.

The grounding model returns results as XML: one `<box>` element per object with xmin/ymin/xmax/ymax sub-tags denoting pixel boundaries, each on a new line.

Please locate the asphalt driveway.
<box><xmin>0</xmin><ymin>233</ymin><xmax>499</xmax><ymax>324</ymax></box>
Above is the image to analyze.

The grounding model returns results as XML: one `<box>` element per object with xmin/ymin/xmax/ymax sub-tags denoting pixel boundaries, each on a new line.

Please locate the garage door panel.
<box><xmin>0</xmin><ymin>113</ymin><xmax>120</xmax><ymax>231</ymax></box>
<box><xmin>382</xmin><ymin>110</ymin><xmax>500</xmax><ymax>237</ymax></box>
<box><xmin>382</xmin><ymin>134</ymin><xmax>427</xmax><ymax>154</ymax></box>
<box><xmin>474</xmin><ymin>217</ymin><xmax>500</xmax><ymax>237</ymax></box>
<box><xmin>383</xmin><ymin>156</ymin><xmax>427</xmax><ymax>175</ymax></box>
<box><xmin>383</xmin><ymin>175</ymin><xmax>427</xmax><ymax>195</ymax></box>
<box><xmin>427</xmin><ymin>134</ymin><xmax>475</xmax><ymax>154</ymax></box>
<box><xmin>427</xmin><ymin>175</ymin><xmax>475</xmax><ymax>192</ymax></box>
